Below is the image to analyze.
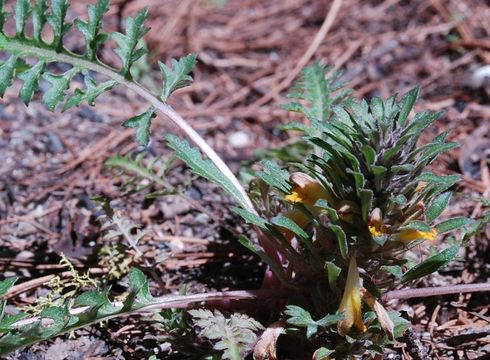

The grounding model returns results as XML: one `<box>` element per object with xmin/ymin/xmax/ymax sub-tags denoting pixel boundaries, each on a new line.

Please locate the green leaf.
<box><xmin>316</xmin><ymin>312</ymin><xmax>344</xmax><ymax>327</ymax></box>
<box><xmin>326</xmin><ymin>261</ymin><xmax>341</xmax><ymax>292</ymax></box>
<box><xmin>64</xmin><ymin>77</ymin><xmax>117</xmax><ymax>111</ymax></box>
<box><xmin>74</xmin><ymin>0</ymin><xmax>110</xmax><ymax>60</ymax></box>
<box><xmin>400</xmin><ymin>221</ymin><xmax>432</xmax><ymax>233</ymax></box>
<box><xmin>14</xmin><ymin>0</ymin><xmax>31</xmax><ymax>36</ymax></box>
<box><xmin>42</xmin><ymin>68</ymin><xmax>78</xmax><ymax>111</ymax></box>
<box><xmin>159</xmin><ymin>54</ymin><xmax>197</xmax><ymax>101</ymax></box>
<box><xmin>112</xmin><ymin>8</ymin><xmax>149</xmax><ymax>78</ymax></box>
<box><xmin>359</xmin><ymin>189</ymin><xmax>373</xmax><ymax>222</ymax></box>
<box><xmin>284</xmin><ymin>305</ymin><xmax>318</xmax><ymax>338</ymax></box>
<box><xmin>313</xmin><ymin>347</ymin><xmax>334</xmax><ymax>360</ymax></box>
<box><xmin>426</xmin><ymin>192</ymin><xmax>452</xmax><ymax>223</ymax></box>
<box><xmin>47</xmin><ymin>0</ymin><xmax>72</xmax><ymax>51</ymax></box>
<box><xmin>401</xmin><ymin>246</ymin><xmax>459</xmax><ymax>282</ymax></box>
<box><xmin>39</xmin><ymin>307</ymin><xmax>70</xmax><ymax>338</ymax></box>
<box><xmin>435</xmin><ymin>217</ymin><xmax>471</xmax><ymax>234</ymax></box>
<box><xmin>257</xmin><ymin>160</ymin><xmax>291</xmax><ymax>194</ymax></box>
<box><xmin>272</xmin><ymin>214</ymin><xmax>308</xmax><ymax>239</ymax></box>
<box><xmin>0</xmin><ymin>277</ymin><xmax>18</xmax><ymax>297</ymax></box>
<box><xmin>128</xmin><ymin>268</ymin><xmax>154</xmax><ymax>305</ymax></box>
<box><xmin>166</xmin><ymin>134</ymin><xmax>250</xmax><ymax>210</ymax></box>
<box><xmin>17</xmin><ymin>60</ymin><xmax>45</xmax><ymax>105</ymax></box>
<box><xmin>0</xmin><ymin>55</ymin><xmax>17</xmax><ymax>97</ymax></box>
<box><xmin>397</xmin><ymin>86</ymin><xmax>419</xmax><ymax>127</ymax></box>
<box><xmin>330</xmin><ymin>224</ymin><xmax>348</xmax><ymax>258</ymax></box>
<box><xmin>121</xmin><ymin>107</ymin><xmax>156</xmax><ymax>146</ymax></box>
<box><xmin>32</xmin><ymin>0</ymin><xmax>47</xmax><ymax>42</ymax></box>
<box><xmin>389</xmin><ymin>311</ymin><xmax>410</xmax><ymax>339</ymax></box>
<box><xmin>233</xmin><ymin>208</ymin><xmax>268</xmax><ymax>229</ymax></box>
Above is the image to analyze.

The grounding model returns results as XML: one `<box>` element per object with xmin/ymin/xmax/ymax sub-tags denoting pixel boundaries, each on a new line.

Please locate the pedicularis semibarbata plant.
<box><xmin>0</xmin><ymin>0</ymin><xmax>480</xmax><ymax>358</ymax></box>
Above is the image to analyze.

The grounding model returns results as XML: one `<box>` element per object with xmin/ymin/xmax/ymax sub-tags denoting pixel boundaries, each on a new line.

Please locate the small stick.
<box><xmin>382</xmin><ymin>283</ymin><xmax>490</xmax><ymax>302</ymax></box>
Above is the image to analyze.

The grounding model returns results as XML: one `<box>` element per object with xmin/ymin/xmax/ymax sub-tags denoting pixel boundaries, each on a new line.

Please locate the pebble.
<box><xmin>229</xmin><ymin>131</ymin><xmax>251</xmax><ymax>148</ymax></box>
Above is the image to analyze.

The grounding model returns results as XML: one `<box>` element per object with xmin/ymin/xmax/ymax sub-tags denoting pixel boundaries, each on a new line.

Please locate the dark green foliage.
<box><xmin>32</xmin><ymin>0</ymin><xmax>47</xmax><ymax>42</ymax></box>
<box><xmin>159</xmin><ymin>54</ymin><xmax>197</xmax><ymax>101</ymax></box>
<box><xmin>121</xmin><ymin>107</ymin><xmax>156</xmax><ymax>146</ymax></box>
<box><xmin>74</xmin><ymin>0</ymin><xmax>110</xmax><ymax>60</ymax></box>
<box><xmin>0</xmin><ymin>0</ymin><xmax>197</xmax><ymax>145</ymax></box>
<box><xmin>112</xmin><ymin>8</ymin><xmax>149</xmax><ymax>78</ymax></box>
<box><xmin>166</xmin><ymin>134</ymin><xmax>250</xmax><ymax>210</ymax></box>
<box><xmin>0</xmin><ymin>269</ymin><xmax>157</xmax><ymax>355</ymax></box>
<box><xmin>47</xmin><ymin>0</ymin><xmax>71</xmax><ymax>51</ymax></box>
<box><xmin>401</xmin><ymin>246</ymin><xmax>459</xmax><ymax>283</ymax></box>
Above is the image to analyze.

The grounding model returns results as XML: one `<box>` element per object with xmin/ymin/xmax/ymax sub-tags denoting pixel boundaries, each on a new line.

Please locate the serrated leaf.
<box><xmin>47</xmin><ymin>0</ymin><xmax>71</xmax><ymax>51</ymax></box>
<box><xmin>190</xmin><ymin>309</ymin><xmax>262</xmax><ymax>360</ymax></box>
<box><xmin>112</xmin><ymin>8</ymin><xmax>149</xmax><ymax>78</ymax></box>
<box><xmin>74</xmin><ymin>0</ymin><xmax>110</xmax><ymax>60</ymax></box>
<box><xmin>42</xmin><ymin>68</ymin><xmax>78</xmax><ymax>111</ymax></box>
<box><xmin>257</xmin><ymin>160</ymin><xmax>291</xmax><ymax>194</ymax></box>
<box><xmin>316</xmin><ymin>312</ymin><xmax>344</xmax><ymax>327</ymax></box>
<box><xmin>435</xmin><ymin>217</ymin><xmax>471</xmax><ymax>234</ymax></box>
<box><xmin>0</xmin><ymin>277</ymin><xmax>18</xmax><ymax>297</ymax></box>
<box><xmin>64</xmin><ymin>77</ymin><xmax>117</xmax><ymax>111</ymax></box>
<box><xmin>32</xmin><ymin>0</ymin><xmax>47</xmax><ymax>42</ymax></box>
<box><xmin>121</xmin><ymin>106</ymin><xmax>155</xmax><ymax>146</ymax></box>
<box><xmin>426</xmin><ymin>192</ymin><xmax>452</xmax><ymax>223</ymax></box>
<box><xmin>128</xmin><ymin>268</ymin><xmax>153</xmax><ymax>305</ymax></box>
<box><xmin>397</xmin><ymin>86</ymin><xmax>419</xmax><ymax>127</ymax></box>
<box><xmin>401</xmin><ymin>246</ymin><xmax>459</xmax><ymax>282</ymax></box>
<box><xmin>0</xmin><ymin>55</ymin><xmax>16</xmax><ymax>97</ymax></box>
<box><xmin>166</xmin><ymin>134</ymin><xmax>250</xmax><ymax>210</ymax></box>
<box><xmin>284</xmin><ymin>305</ymin><xmax>318</xmax><ymax>338</ymax></box>
<box><xmin>14</xmin><ymin>0</ymin><xmax>30</xmax><ymax>36</ymax></box>
<box><xmin>330</xmin><ymin>224</ymin><xmax>348</xmax><ymax>258</ymax></box>
<box><xmin>159</xmin><ymin>54</ymin><xmax>197</xmax><ymax>101</ymax></box>
<box><xmin>17</xmin><ymin>60</ymin><xmax>45</xmax><ymax>104</ymax></box>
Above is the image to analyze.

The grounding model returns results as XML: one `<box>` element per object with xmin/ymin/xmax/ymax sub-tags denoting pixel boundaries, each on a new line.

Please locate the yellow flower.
<box><xmin>368</xmin><ymin>208</ymin><xmax>388</xmax><ymax>237</ymax></box>
<box><xmin>337</xmin><ymin>256</ymin><xmax>367</xmax><ymax>336</ymax></box>
<box><xmin>284</xmin><ymin>172</ymin><xmax>332</xmax><ymax>207</ymax></box>
<box><xmin>395</xmin><ymin>228</ymin><xmax>438</xmax><ymax>243</ymax></box>
<box><xmin>284</xmin><ymin>191</ymin><xmax>303</xmax><ymax>203</ymax></box>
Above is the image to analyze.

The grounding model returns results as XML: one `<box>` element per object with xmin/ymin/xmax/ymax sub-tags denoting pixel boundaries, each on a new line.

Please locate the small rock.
<box><xmin>229</xmin><ymin>131</ymin><xmax>251</xmax><ymax>148</ymax></box>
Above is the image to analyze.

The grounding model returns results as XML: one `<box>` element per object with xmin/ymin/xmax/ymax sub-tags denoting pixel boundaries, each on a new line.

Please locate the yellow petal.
<box><xmin>285</xmin><ymin>172</ymin><xmax>332</xmax><ymax>207</ymax></box>
<box><xmin>337</xmin><ymin>256</ymin><xmax>367</xmax><ymax>335</ymax></box>
<box><xmin>395</xmin><ymin>228</ymin><xmax>438</xmax><ymax>243</ymax></box>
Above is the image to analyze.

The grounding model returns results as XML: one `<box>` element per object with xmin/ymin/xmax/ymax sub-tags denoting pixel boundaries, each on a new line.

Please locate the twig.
<box><xmin>382</xmin><ymin>283</ymin><xmax>490</xmax><ymax>302</ymax></box>
<box><xmin>251</xmin><ymin>0</ymin><xmax>343</xmax><ymax>108</ymax></box>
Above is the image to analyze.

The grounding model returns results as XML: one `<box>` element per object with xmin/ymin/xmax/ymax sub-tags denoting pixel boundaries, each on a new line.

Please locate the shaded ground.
<box><xmin>0</xmin><ymin>0</ymin><xmax>489</xmax><ymax>358</ymax></box>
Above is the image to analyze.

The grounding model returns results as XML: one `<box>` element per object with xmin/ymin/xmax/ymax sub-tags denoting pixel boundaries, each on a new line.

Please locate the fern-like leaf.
<box><xmin>63</xmin><ymin>76</ymin><xmax>117</xmax><ymax>111</ymax></box>
<box><xmin>166</xmin><ymin>134</ymin><xmax>250</xmax><ymax>210</ymax></box>
<box><xmin>159</xmin><ymin>54</ymin><xmax>197</xmax><ymax>101</ymax></box>
<box><xmin>112</xmin><ymin>8</ymin><xmax>149</xmax><ymax>78</ymax></box>
<box><xmin>74</xmin><ymin>0</ymin><xmax>110</xmax><ymax>60</ymax></box>
<box><xmin>18</xmin><ymin>60</ymin><xmax>45</xmax><ymax>104</ymax></box>
<box><xmin>46</xmin><ymin>0</ymin><xmax>71</xmax><ymax>51</ymax></box>
<box><xmin>32</xmin><ymin>0</ymin><xmax>47</xmax><ymax>43</ymax></box>
<box><xmin>0</xmin><ymin>56</ymin><xmax>17</xmax><ymax>97</ymax></box>
<box><xmin>283</xmin><ymin>62</ymin><xmax>350</xmax><ymax>134</ymax></box>
<box><xmin>42</xmin><ymin>67</ymin><xmax>78</xmax><ymax>111</ymax></box>
<box><xmin>190</xmin><ymin>309</ymin><xmax>263</xmax><ymax>360</ymax></box>
<box><xmin>121</xmin><ymin>106</ymin><xmax>156</xmax><ymax>146</ymax></box>
<box><xmin>14</xmin><ymin>0</ymin><xmax>30</xmax><ymax>36</ymax></box>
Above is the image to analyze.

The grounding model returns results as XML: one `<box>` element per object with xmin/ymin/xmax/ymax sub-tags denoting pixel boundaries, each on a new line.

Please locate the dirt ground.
<box><xmin>0</xmin><ymin>0</ymin><xmax>489</xmax><ymax>359</ymax></box>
